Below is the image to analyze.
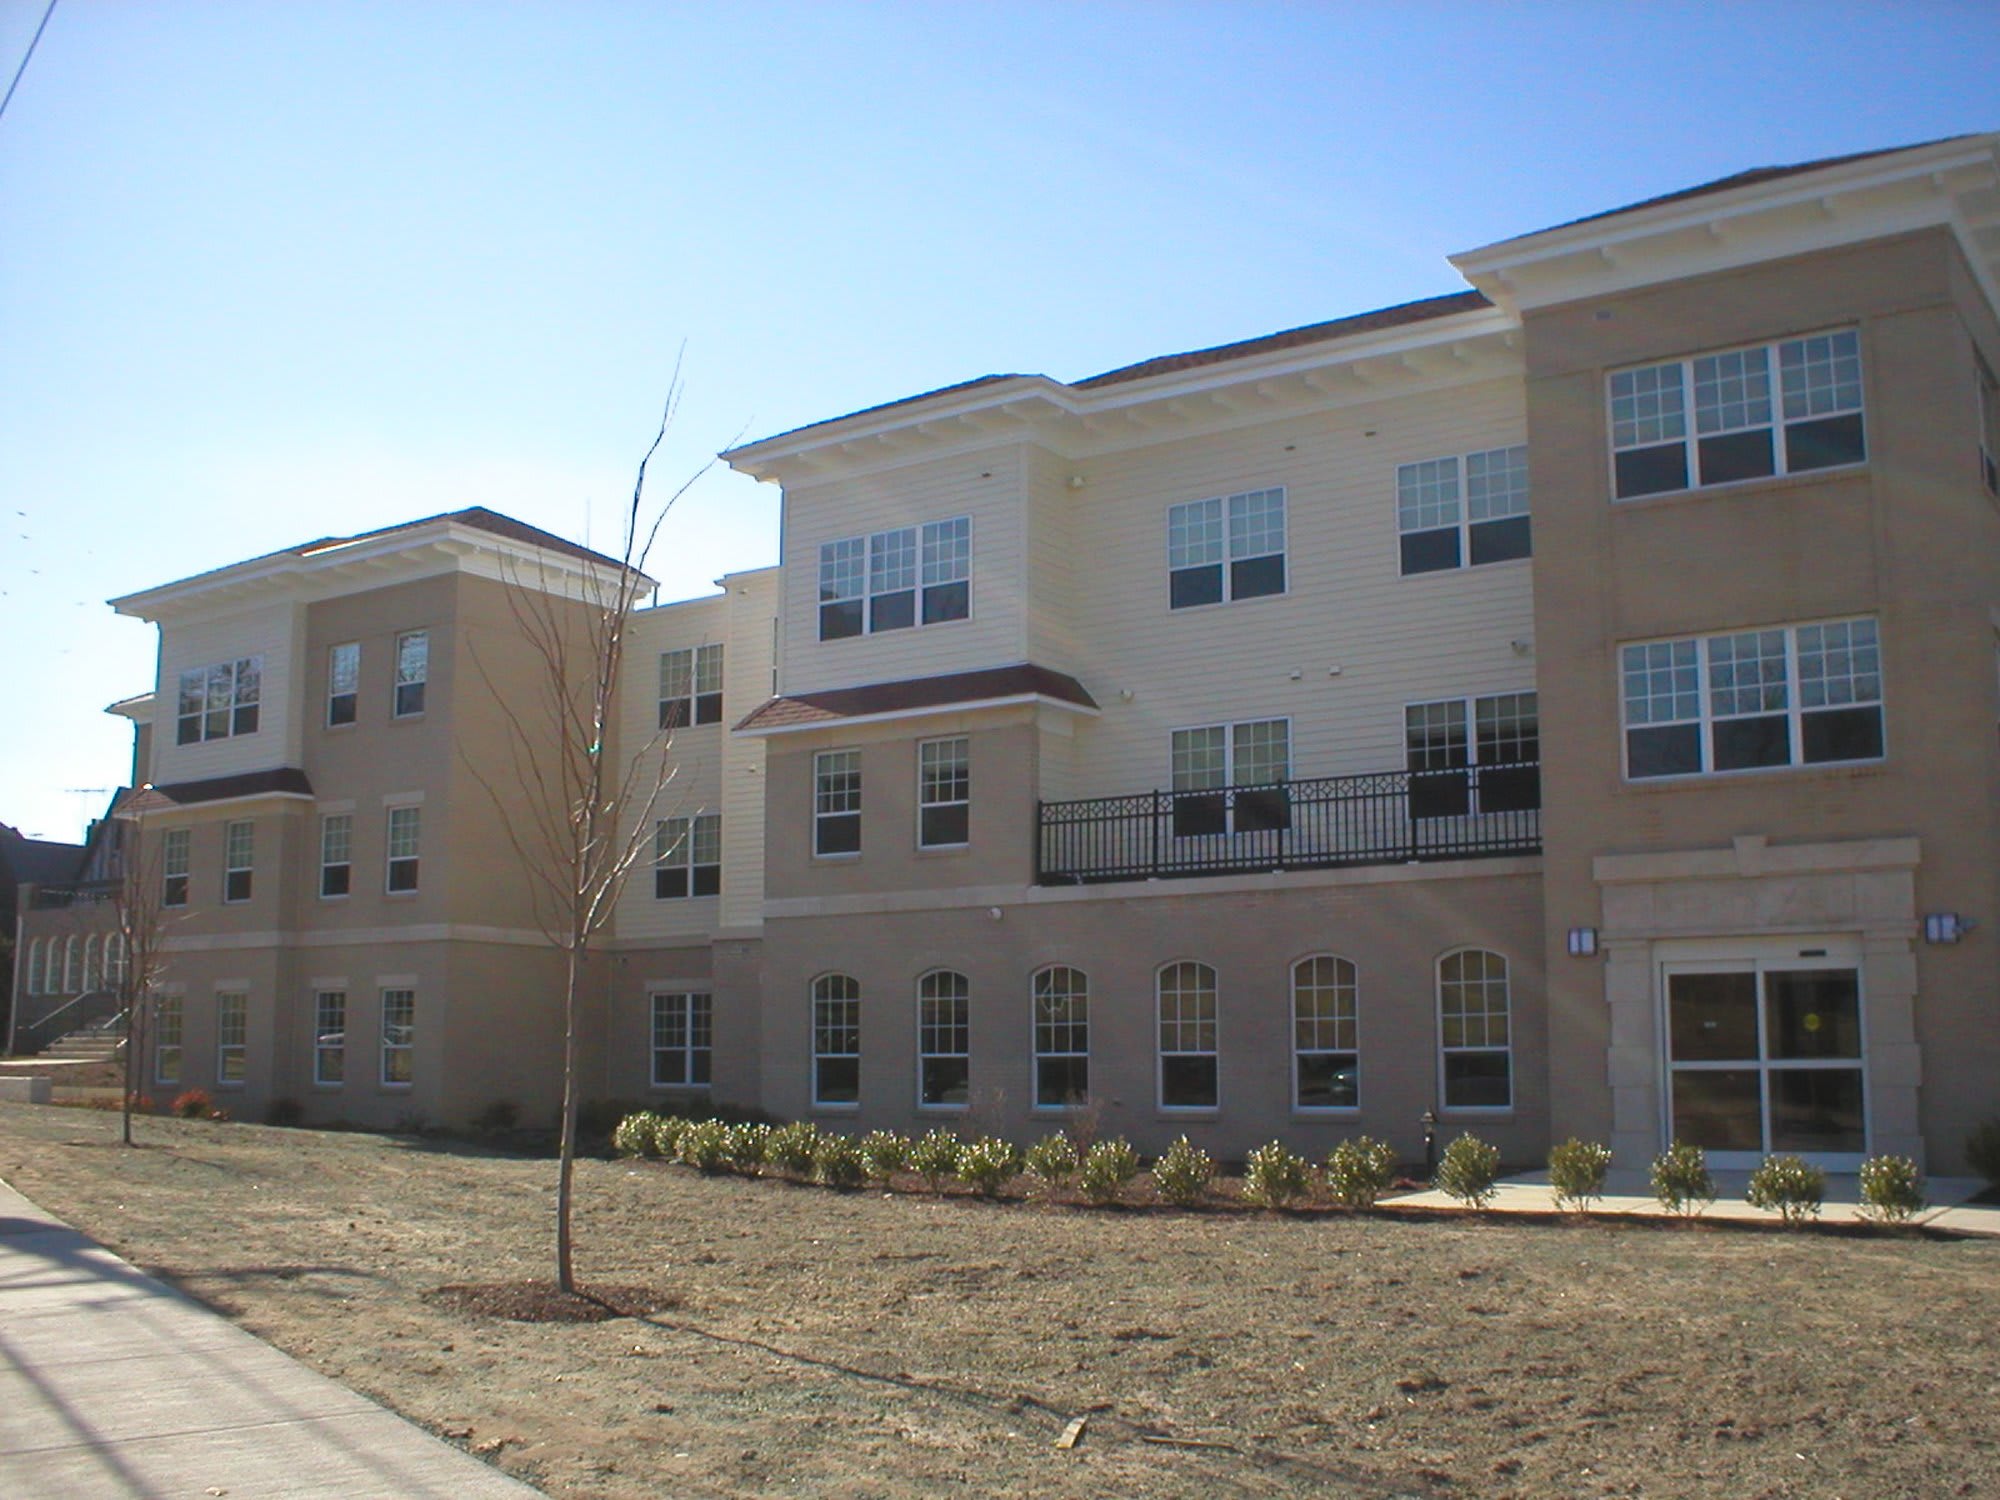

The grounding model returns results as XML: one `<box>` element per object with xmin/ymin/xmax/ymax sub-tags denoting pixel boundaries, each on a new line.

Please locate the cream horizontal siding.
<box><xmin>779</xmin><ymin>448</ymin><xmax>1029</xmax><ymax>694</ymax></box>
<box><xmin>1024</xmin><ymin>445</ymin><xmax>1082</xmax><ymax>676</ymax></box>
<box><xmin>1054</xmin><ymin>376</ymin><xmax>1537</xmax><ymax>798</ymax></box>
<box><xmin>152</xmin><ymin>600</ymin><xmax>305</xmax><ymax>785</ymax></box>
<box><xmin>718</xmin><ymin>571</ymin><xmax>777</xmax><ymax>932</ymax></box>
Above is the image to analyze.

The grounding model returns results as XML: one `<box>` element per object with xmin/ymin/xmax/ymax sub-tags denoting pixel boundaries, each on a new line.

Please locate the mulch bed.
<box><xmin>426</xmin><ymin>1280</ymin><xmax>677</xmax><ymax>1323</ymax></box>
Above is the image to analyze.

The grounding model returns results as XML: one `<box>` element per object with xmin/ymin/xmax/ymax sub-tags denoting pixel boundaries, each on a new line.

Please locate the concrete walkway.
<box><xmin>1394</xmin><ymin>1167</ymin><xmax>2000</xmax><ymax>1234</ymax></box>
<box><xmin>0</xmin><ymin>1180</ymin><xmax>542</xmax><ymax>1499</ymax></box>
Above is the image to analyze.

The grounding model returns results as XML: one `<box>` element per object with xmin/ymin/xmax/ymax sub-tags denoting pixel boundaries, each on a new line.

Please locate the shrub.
<box><xmin>1746</xmin><ymin>1154</ymin><xmax>1826</xmax><ymax>1226</ymax></box>
<box><xmin>1243</xmin><ymin>1140</ymin><xmax>1313</xmax><ymax>1209</ymax></box>
<box><xmin>1024</xmin><ymin>1131</ymin><xmax>1080</xmax><ymax>1193</ymax></box>
<box><xmin>678</xmin><ymin>1118</ymin><xmax>729</xmax><ymax>1174</ymax></box>
<box><xmin>172</xmin><ymin>1089</ymin><xmax>214</xmax><ymax>1120</ymax></box>
<box><xmin>1079</xmin><ymin>1138</ymin><xmax>1141</xmax><ymax>1205</ymax></box>
<box><xmin>814</xmin><ymin>1132</ymin><xmax>866</xmax><ymax>1189</ymax></box>
<box><xmin>264</xmin><ymin>1097</ymin><xmax>304</xmax><ymax>1128</ymax></box>
<box><xmin>1324</xmin><ymin>1136</ymin><xmax>1398</xmax><ymax>1210</ymax></box>
<box><xmin>723</xmin><ymin>1121</ymin><xmax>773</xmax><ymax>1173</ymax></box>
<box><xmin>1152</xmin><ymin>1135</ymin><xmax>1215</xmax><ymax>1207</ymax></box>
<box><xmin>1651</xmin><ymin>1141</ymin><xmax>1715</xmax><ymax>1216</ymax></box>
<box><xmin>1547</xmin><ymin>1137</ymin><xmax>1613</xmax><ymax>1211</ymax></box>
<box><xmin>1857</xmin><ymin>1154</ymin><xmax>1926</xmax><ymax>1223</ymax></box>
<box><xmin>766</xmin><ymin>1120</ymin><xmax>822</xmax><ymax>1176</ymax></box>
<box><xmin>611</xmin><ymin>1112</ymin><xmax>659</xmax><ymax>1158</ymax></box>
<box><xmin>1434</xmin><ymin>1133</ymin><xmax>1502</xmax><ymax>1208</ymax></box>
<box><xmin>471</xmin><ymin>1100</ymin><xmax>519</xmax><ymax>1137</ymax></box>
<box><xmin>957</xmin><ymin>1135</ymin><xmax>1024</xmax><ymax>1197</ymax></box>
<box><xmin>1967</xmin><ymin>1118</ymin><xmax>2000</xmax><ymax>1191</ymax></box>
<box><xmin>650</xmin><ymin>1113</ymin><xmax>689</xmax><ymax>1158</ymax></box>
<box><xmin>859</xmin><ymin>1129</ymin><xmax>908</xmax><ymax>1183</ymax></box>
<box><xmin>907</xmin><ymin>1129</ymin><xmax>964</xmax><ymax>1193</ymax></box>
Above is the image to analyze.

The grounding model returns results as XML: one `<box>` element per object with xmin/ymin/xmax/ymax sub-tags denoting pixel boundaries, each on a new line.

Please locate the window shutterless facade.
<box><xmin>1167</xmin><ymin>488</ymin><xmax>1285</xmax><ymax>609</ymax></box>
<box><xmin>386</xmin><ymin>806</ymin><xmax>421</xmax><ymax>892</ymax></box>
<box><xmin>176</xmin><ymin>656</ymin><xmax>261</xmax><ymax>745</ymax></box>
<box><xmin>811</xmin><ymin>974</ymin><xmax>860</xmax><ymax>1107</ymax></box>
<box><xmin>1609</xmin><ymin>329</ymin><xmax>1866</xmax><ymax>499</ymax></box>
<box><xmin>1404</xmin><ymin>692</ymin><xmax>1541</xmax><ymax>817</ymax></box>
<box><xmin>314</xmin><ymin>991</ymin><xmax>345</xmax><ymax>1085</ymax></box>
<box><xmin>223</xmin><ymin>820</ymin><xmax>254</xmax><ymax>903</ymax></box>
<box><xmin>654</xmin><ymin>813</ymin><xmax>721</xmax><ymax>898</ymax></box>
<box><xmin>1170</xmin><ymin>718</ymin><xmax>1289</xmax><ymax>837</ymax></box>
<box><xmin>154</xmin><ymin>995</ymin><xmax>182</xmax><ymax>1085</ymax></box>
<box><xmin>1157</xmin><ymin>961</ymin><xmax>1218</xmax><ymax>1110</ymax></box>
<box><xmin>1293</xmin><ymin>956</ymin><xmax>1359</xmax><ymax>1111</ymax></box>
<box><xmin>1397</xmin><ymin>445</ymin><xmax>1530</xmax><ymax>574</ymax></box>
<box><xmin>1031</xmin><ymin>966</ymin><xmax>1089</xmax><ymax>1109</ymax></box>
<box><xmin>659</xmin><ymin>643</ymin><xmax>724</xmax><ymax>728</ymax></box>
<box><xmin>917</xmin><ymin>737</ymin><xmax>969</xmax><ymax>848</ymax></box>
<box><xmin>1439</xmin><ymin>949</ymin><xmax>1510</xmax><ymax>1110</ymax></box>
<box><xmin>394</xmin><ymin>631</ymin><xmax>428</xmax><ymax>717</ymax></box>
<box><xmin>651</xmin><ymin>991</ymin><xmax>713</xmax><ymax>1088</ymax></box>
<box><xmin>216</xmin><ymin>991</ymin><xmax>247</xmax><ymax>1086</ymax></box>
<box><xmin>328</xmin><ymin>642</ymin><xmax>359</xmax><ymax>726</ymax></box>
<box><xmin>162</xmin><ymin>828</ymin><xmax>190</xmax><ymax>907</ymax></box>
<box><xmin>813</xmin><ymin>749</ymin><xmax>861</xmax><ymax>856</ymax></box>
<box><xmin>320</xmin><ymin>814</ymin><xmax>352</xmax><ymax>897</ymax></box>
<box><xmin>818</xmin><ymin>517</ymin><xmax>970</xmax><ymax>640</ymax></box>
<box><xmin>1621</xmin><ymin>618</ymin><xmax>1884</xmax><ymax>779</ymax></box>
<box><xmin>917</xmin><ymin>970</ymin><xmax>970</xmax><ymax>1108</ymax></box>
<box><xmin>381</xmin><ymin>989</ymin><xmax>414</xmax><ymax>1085</ymax></box>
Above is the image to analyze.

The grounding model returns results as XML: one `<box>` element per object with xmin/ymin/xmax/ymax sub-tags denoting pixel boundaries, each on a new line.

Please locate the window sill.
<box><xmin>318</xmin><ymin>893</ymin><xmax>350</xmax><ymax>903</ymax></box>
<box><xmin>1165</xmin><ymin>590</ymin><xmax>1289</xmax><ymax>617</ymax></box>
<box><xmin>384</xmin><ymin>890</ymin><xmax>421</xmax><ymax>901</ymax></box>
<box><xmin>816</xmin><ymin>615</ymin><xmax>975</xmax><ymax>647</ymax></box>
<box><xmin>1397</xmin><ymin>555</ymin><xmax>1531</xmax><ymax>581</ymax></box>
<box><xmin>810</xmin><ymin>1103</ymin><xmax>860</xmax><ymax>1115</ymax></box>
<box><xmin>1292</xmin><ymin>1106</ymin><xmax>1362</xmax><ymax>1117</ymax></box>
<box><xmin>324</xmin><ymin>722</ymin><xmax>356</xmax><ymax>734</ymax></box>
<box><xmin>811</xmin><ymin>852</ymin><xmax>862</xmax><ymax>864</ymax></box>
<box><xmin>1623</xmin><ymin>758</ymin><xmax>1887</xmax><ymax>793</ymax></box>
<box><xmin>390</xmin><ymin>713</ymin><xmax>427</xmax><ymax>725</ymax></box>
<box><xmin>916</xmin><ymin>843</ymin><xmax>970</xmax><ymax>856</ymax></box>
<box><xmin>1611</xmin><ymin>460</ymin><xmax>1867</xmax><ymax>509</ymax></box>
<box><xmin>1155</xmin><ymin>1107</ymin><xmax>1220</xmax><ymax>1119</ymax></box>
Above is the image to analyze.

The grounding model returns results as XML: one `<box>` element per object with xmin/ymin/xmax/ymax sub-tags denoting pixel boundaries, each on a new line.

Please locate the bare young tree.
<box><xmin>112</xmin><ymin>792</ymin><xmax>178</xmax><ymax>1147</ymax></box>
<box><xmin>465</xmin><ymin>390</ymin><xmax>705</xmax><ymax>1293</ymax></box>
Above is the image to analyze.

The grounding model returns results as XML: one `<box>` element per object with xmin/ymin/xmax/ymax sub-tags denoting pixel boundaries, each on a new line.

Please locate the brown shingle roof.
<box><xmin>731</xmin><ymin>374</ymin><xmax>1028</xmax><ymax>453</ymax></box>
<box><xmin>735</xmin><ymin>664</ymin><xmax>1097</xmax><ymax>733</ymax></box>
<box><xmin>119</xmin><ymin>769</ymin><xmax>315</xmax><ymax>810</ymax></box>
<box><xmin>294</xmin><ymin>506</ymin><xmax>626</xmax><ymax>570</ymax></box>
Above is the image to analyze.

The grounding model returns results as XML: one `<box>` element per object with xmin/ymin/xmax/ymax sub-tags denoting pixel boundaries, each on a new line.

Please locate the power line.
<box><xmin>0</xmin><ymin>0</ymin><xmax>59</xmax><ymax>125</ymax></box>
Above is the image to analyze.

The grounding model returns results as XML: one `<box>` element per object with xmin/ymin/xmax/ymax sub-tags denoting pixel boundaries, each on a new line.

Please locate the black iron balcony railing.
<box><xmin>1036</xmin><ymin>761</ymin><xmax>1540</xmax><ymax>885</ymax></box>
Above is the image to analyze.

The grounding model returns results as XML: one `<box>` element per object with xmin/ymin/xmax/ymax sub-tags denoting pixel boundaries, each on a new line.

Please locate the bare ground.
<box><xmin>2</xmin><ymin>1102</ymin><xmax>1996</xmax><ymax>1499</ymax></box>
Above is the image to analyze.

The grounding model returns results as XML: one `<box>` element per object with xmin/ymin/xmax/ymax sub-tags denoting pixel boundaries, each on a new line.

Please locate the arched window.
<box><xmin>1031</xmin><ymin>966</ymin><xmax>1089</xmax><ymax>1109</ymax></box>
<box><xmin>62</xmin><ymin>936</ymin><xmax>79</xmax><ymax>993</ymax></box>
<box><xmin>1157</xmin><ymin>961</ymin><xmax>1218</xmax><ymax>1110</ymax></box>
<box><xmin>1292</xmin><ymin>955</ymin><xmax>1358</xmax><ymax>1109</ymax></box>
<box><xmin>1439</xmin><ymin>949</ymin><xmax>1511</xmax><ymax>1110</ymax></box>
<box><xmin>811</xmin><ymin>975</ymin><xmax>861</xmax><ymax>1107</ymax></box>
<box><xmin>917</xmin><ymin>970</ymin><xmax>970</xmax><ymax>1108</ymax></box>
<box><xmin>104</xmin><ymin>934</ymin><xmax>126</xmax><ymax>988</ymax></box>
<box><xmin>82</xmin><ymin>935</ymin><xmax>101</xmax><ymax>991</ymax></box>
<box><xmin>26</xmin><ymin>938</ymin><xmax>46</xmax><ymax>996</ymax></box>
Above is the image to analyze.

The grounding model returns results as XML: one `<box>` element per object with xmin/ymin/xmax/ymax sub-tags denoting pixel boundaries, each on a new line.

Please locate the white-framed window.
<box><xmin>918</xmin><ymin>737</ymin><xmax>970</xmax><ymax>848</ymax></box>
<box><xmin>381</xmin><ymin>988</ymin><xmax>414</xmax><ymax>1086</ymax></box>
<box><xmin>654</xmin><ymin>813</ymin><xmax>721</xmax><ymax>898</ymax></box>
<box><xmin>223</xmin><ymin>820</ymin><xmax>254</xmax><ymax>903</ymax></box>
<box><xmin>328</xmin><ymin>642</ymin><xmax>360</xmax><ymax>726</ymax></box>
<box><xmin>1439</xmin><ymin>949</ymin><xmax>1510</xmax><ymax>1110</ymax></box>
<box><xmin>1157</xmin><ymin>961</ymin><xmax>1218</xmax><ymax>1110</ymax></box>
<box><xmin>1398</xmin><ymin>445</ymin><xmax>1531</xmax><ymax>575</ymax></box>
<box><xmin>1621</xmin><ymin>618</ymin><xmax>1884</xmax><ymax>780</ymax></box>
<box><xmin>61</xmin><ymin>936</ymin><xmax>76</xmax><ymax>992</ymax></box>
<box><xmin>216</xmin><ymin>990</ymin><xmax>247</xmax><ymax>1087</ymax></box>
<box><xmin>1167</xmin><ymin>487</ymin><xmax>1286</xmax><ymax>609</ymax></box>
<box><xmin>1031</xmin><ymin>965</ymin><xmax>1089</xmax><ymax>1110</ymax></box>
<box><xmin>811</xmin><ymin>974</ymin><xmax>860</xmax><ymax>1107</ymax></box>
<box><xmin>1169</xmin><ymin>718</ymin><xmax>1290</xmax><ymax>837</ymax></box>
<box><xmin>394</xmin><ymin>630</ymin><xmax>429</xmax><ymax>717</ymax></box>
<box><xmin>314</xmin><ymin>991</ymin><xmax>345</xmax><ymax>1086</ymax></box>
<box><xmin>176</xmin><ymin>656</ymin><xmax>262</xmax><ymax>745</ymax></box>
<box><xmin>1609</xmin><ymin>328</ymin><xmax>1866</xmax><ymax>499</ymax></box>
<box><xmin>813</xmin><ymin>749</ymin><xmax>862</xmax><ymax>856</ymax></box>
<box><xmin>320</xmin><ymin>814</ymin><xmax>352</xmax><ymax>898</ymax></box>
<box><xmin>385</xmin><ymin>806</ymin><xmax>421</xmax><ymax>892</ymax></box>
<box><xmin>81</xmin><ymin>935</ymin><xmax>100</xmax><ymax>991</ymax></box>
<box><xmin>25</xmin><ymin>937</ymin><xmax>45</xmax><ymax>996</ymax></box>
<box><xmin>1404</xmin><ymin>692</ymin><xmax>1541</xmax><ymax>817</ymax></box>
<box><xmin>1977</xmin><ymin>351</ymin><xmax>1999</xmax><ymax>497</ymax></box>
<box><xmin>162</xmin><ymin>828</ymin><xmax>190</xmax><ymax>908</ymax></box>
<box><xmin>1293</xmin><ymin>955</ymin><xmax>1359</xmax><ymax>1111</ymax></box>
<box><xmin>818</xmin><ymin>517</ymin><xmax>971</xmax><ymax>640</ymax></box>
<box><xmin>659</xmin><ymin>644</ymin><xmax>724</xmax><ymax>729</ymax></box>
<box><xmin>650</xmin><ymin>990</ymin><xmax>713</xmax><ymax>1088</ymax></box>
<box><xmin>917</xmin><ymin>970</ymin><xmax>970</xmax><ymax>1109</ymax></box>
<box><xmin>104</xmin><ymin>935</ymin><xmax>125</xmax><ymax>988</ymax></box>
<box><xmin>154</xmin><ymin>994</ymin><xmax>183</xmax><ymax>1085</ymax></box>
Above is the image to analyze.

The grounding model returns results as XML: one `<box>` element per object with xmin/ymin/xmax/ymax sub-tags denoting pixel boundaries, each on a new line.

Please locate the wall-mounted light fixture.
<box><xmin>1923</xmin><ymin>912</ymin><xmax>1973</xmax><ymax>945</ymax></box>
<box><xmin>1566</xmin><ymin>926</ymin><xmax>1599</xmax><ymax>957</ymax></box>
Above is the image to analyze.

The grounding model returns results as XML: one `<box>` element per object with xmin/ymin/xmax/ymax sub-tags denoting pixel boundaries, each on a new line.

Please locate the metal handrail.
<box><xmin>13</xmin><ymin>989</ymin><xmax>126</xmax><ymax>1053</ymax></box>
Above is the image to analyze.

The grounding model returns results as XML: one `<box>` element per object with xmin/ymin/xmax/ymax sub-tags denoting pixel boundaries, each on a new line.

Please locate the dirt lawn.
<box><xmin>2</xmin><ymin>1104</ymin><xmax>1995</xmax><ymax>1499</ymax></box>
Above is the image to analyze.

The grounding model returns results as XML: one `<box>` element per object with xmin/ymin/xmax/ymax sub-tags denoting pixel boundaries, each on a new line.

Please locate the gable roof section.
<box><xmin>0</xmin><ymin>825</ymin><xmax>86</xmax><ymax>887</ymax></box>
<box><xmin>735</xmin><ymin>664</ymin><xmax>1097</xmax><ymax>734</ymax></box>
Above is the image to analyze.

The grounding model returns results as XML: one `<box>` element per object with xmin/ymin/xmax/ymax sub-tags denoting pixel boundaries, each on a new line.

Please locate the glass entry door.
<box><xmin>1664</xmin><ymin>961</ymin><xmax>1866</xmax><ymax>1169</ymax></box>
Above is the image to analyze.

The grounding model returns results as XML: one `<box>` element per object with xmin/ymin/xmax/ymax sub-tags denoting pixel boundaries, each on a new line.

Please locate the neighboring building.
<box><xmin>16</xmin><ymin>134</ymin><xmax>1999</xmax><ymax>1173</ymax></box>
<box><xmin>2</xmin><ymin>822</ymin><xmax>89</xmax><ymax>1046</ymax></box>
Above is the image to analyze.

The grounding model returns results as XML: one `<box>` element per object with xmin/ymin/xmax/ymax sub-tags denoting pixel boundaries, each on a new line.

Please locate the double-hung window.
<box><xmin>659</xmin><ymin>644</ymin><xmax>724</xmax><ymax>728</ymax></box>
<box><xmin>394</xmin><ymin>631</ymin><xmax>428</xmax><ymax>717</ymax></box>
<box><xmin>1167</xmin><ymin>488</ymin><xmax>1285</xmax><ymax>609</ymax></box>
<box><xmin>1032</xmin><ymin>966</ymin><xmax>1089</xmax><ymax>1109</ymax></box>
<box><xmin>651</xmin><ymin>991</ymin><xmax>713</xmax><ymax>1088</ymax></box>
<box><xmin>381</xmin><ymin>989</ymin><xmax>415</xmax><ymax>1085</ymax></box>
<box><xmin>1610</xmin><ymin>329</ymin><xmax>1866</xmax><ymax>499</ymax></box>
<box><xmin>314</xmin><ymin>992</ymin><xmax>345</xmax><ymax>1085</ymax></box>
<box><xmin>811</xmin><ymin>974</ymin><xmax>860</xmax><ymax>1106</ymax></box>
<box><xmin>655</xmin><ymin>813</ymin><xmax>721</xmax><ymax>898</ymax></box>
<box><xmin>1157</xmin><ymin>961</ymin><xmax>1218</xmax><ymax>1109</ymax></box>
<box><xmin>1439</xmin><ymin>950</ymin><xmax>1510</xmax><ymax>1110</ymax></box>
<box><xmin>917</xmin><ymin>970</ymin><xmax>970</xmax><ymax>1108</ymax></box>
<box><xmin>1293</xmin><ymin>955</ymin><xmax>1359</xmax><ymax>1110</ymax></box>
<box><xmin>1404</xmin><ymin>693</ymin><xmax>1541</xmax><ymax>818</ymax></box>
<box><xmin>320</xmin><ymin>814</ymin><xmax>352</xmax><ymax>897</ymax></box>
<box><xmin>1622</xmin><ymin>617</ymin><xmax>1884</xmax><ymax>779</ymax></box>
<box><xmin>154</xmin><ymin>995</ymin><xmax>182</xmax><ymax>1084</ymax></box>
<box><xmin>1169</xmin><ymin>719</ymin><xmax>1289</xmax><ymax>838</ymax></box>
<box><xmin>177</xmin><ymin>657</ymin><xmax>261</xmax><ymax>744</ymax></box>
<box><xmin>216</xmin><ymin>991</ymin><xmax>247</xmax><ymax>1085</ymax></box>
<box><xmin>1398</xmin><ymin>446</ymin><xmax>1531</xmax><ymax>574</ymax></box>
<box><xmin>818</xmin><ymin>518</ymin><xmax>971</xmax><ymax>640</ymax></box>
<box><xmin>162</xmin><ymin>828</ymin><xmax>190</xmax><ymax>907</ymax></box>
<box><xmin>813</xmin><ymin>749</ymin><xmax>861</xmax><ymax>856</ymax></box>
<box><xmin>917</xmin><ymin>737</ymin><xmax>969</xmax><ymax>848</ymax></box>
<box><xmin>223</xmin><ymin>820</ymin><xmax>254</xmax><ymax>903</ymax></box>
<box><xmin>328</xmin><ymin>642</ymin><xmax>359</xmax><ymax>726</ymax></box>
<box><xmin>386</xmin><ymin>806</ymin><xmax>421</xmax><ymax>892</ymax></box>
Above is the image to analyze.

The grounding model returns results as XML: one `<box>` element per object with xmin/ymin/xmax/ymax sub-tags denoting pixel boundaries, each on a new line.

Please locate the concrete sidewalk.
<box><xmin>0</xmin><ymin>1180</ymin><xmax>542</xmax><ymax>1499</ymax></box>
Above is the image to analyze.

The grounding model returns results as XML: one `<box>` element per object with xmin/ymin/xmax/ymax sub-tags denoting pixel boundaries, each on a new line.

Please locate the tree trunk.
<box><xmin>556</xmin><ymin>941</ymin><xmax>580</xmax><ymax>1293</ymax></box>
<box><xmin>120</xmin><ymin>989</ymin><xmax>136</xmax><ymax>1147</ymax></box>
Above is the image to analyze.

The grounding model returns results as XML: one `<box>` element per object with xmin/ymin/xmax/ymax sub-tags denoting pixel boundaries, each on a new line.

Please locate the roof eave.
<box><xmin>734</xmin><ymin>691</ymin><xmax>1100</xmax><ymax>739</ymax></box>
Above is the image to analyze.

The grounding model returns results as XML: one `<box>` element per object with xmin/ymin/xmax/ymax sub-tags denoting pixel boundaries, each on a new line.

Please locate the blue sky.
<box><xmin>3</xmin><ymin>0</ymin><xmax>1995</xmax><ymax>840</ymax></box>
